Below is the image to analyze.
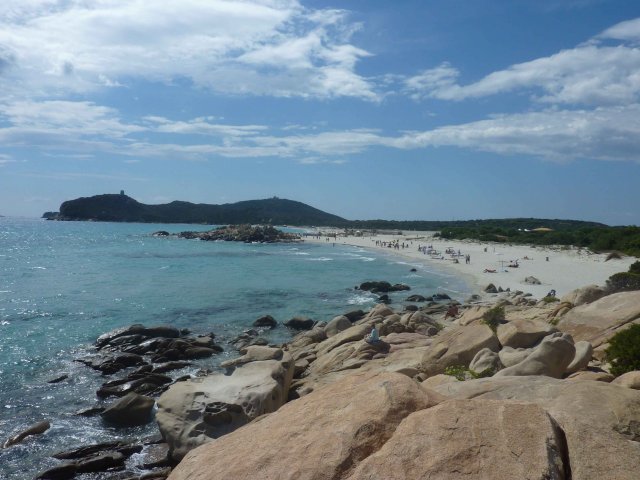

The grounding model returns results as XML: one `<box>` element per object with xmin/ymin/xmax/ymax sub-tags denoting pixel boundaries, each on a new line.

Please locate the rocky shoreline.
<box><xmin>153</xmin><ymin>224</ymin><xmax>302</xmax><ymax>243</ymax></box>
<box><xmin>5</xmin><ymin>274</ymin><xmax>640</xmax><ymax>479</ymax></box>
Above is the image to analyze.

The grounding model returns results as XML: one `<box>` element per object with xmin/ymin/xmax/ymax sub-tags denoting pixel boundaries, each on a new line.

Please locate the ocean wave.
<box><xmin>347</xmin><ymin>293</ymin><xmax>375</xmax><ymax>305</ymax></box>
<box><xmin>306</xmin><ymin>257</ymin><xmax>333</xmax><ymax>261</ymax></box>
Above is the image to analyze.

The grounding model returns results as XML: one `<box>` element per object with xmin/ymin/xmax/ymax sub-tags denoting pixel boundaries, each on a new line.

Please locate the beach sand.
<box><xmin>305</xmin><ymin>231</ymin><xmax>636</xmax><ymax>299</ymax></box>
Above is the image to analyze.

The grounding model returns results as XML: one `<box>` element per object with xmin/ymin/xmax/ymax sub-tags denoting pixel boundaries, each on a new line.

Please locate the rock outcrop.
<box><xmin>156</xmin><ymin>351</ymin><xmax>294</xmax><ymax>461</ymax></box>
<box><xmin>168</xmin><ymin>371</ymin><xmax>443</xmax><ymax>480</ymax></box>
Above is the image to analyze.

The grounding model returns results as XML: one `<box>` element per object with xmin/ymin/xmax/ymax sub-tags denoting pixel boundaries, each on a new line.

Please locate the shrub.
<box><xmin>444</xmin><ymin>364</ymin><xmax>496</xmax><ymax>381</ymax></box>
<box><xmin>444</xmin><ymin>365</ymin><xmax>468</xmax><ymax>381</ymax></box>
<box><xmin>606</xmin><ymin>272</ymin><xmax>640</xmax><ymax>294</ymax></box>
<box><xmin>542</xmin><ymin>296</ymin><xmax>560</xmax><ymax>303</ymax></box>
<box><xmin>482</xmin><ymin>305</ymin><xmax>505</xmax><ymax>332</ymax></box>
<box><xmin>629</xmin><ymin>261</ymin><xmax>640</xmax><ymax>274</ymax></box>
<box><xmin>605</xmin><ymin>324</ymin><xmax>640</xmax><ymax>376</ymax></box>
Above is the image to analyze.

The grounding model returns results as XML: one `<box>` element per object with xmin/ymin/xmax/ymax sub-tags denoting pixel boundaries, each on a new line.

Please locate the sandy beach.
<box><xmin>305</xmin><ymin>231</ymin><xmax>636</xmax><ymax>299</ymax></box>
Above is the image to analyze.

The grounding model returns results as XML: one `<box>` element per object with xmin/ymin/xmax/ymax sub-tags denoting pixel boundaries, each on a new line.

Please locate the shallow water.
<box><xmin>0</xmin><ymin>218</ymin><xmax>470</xmax><ymax>478</ymax></box>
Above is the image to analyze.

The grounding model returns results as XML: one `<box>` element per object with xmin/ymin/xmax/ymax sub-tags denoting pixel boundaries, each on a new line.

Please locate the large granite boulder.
<box><xmin>498</xmin><ymin>346</ymin><xmax>533</xmax><ymax>367</ymax></box>
<box><xmin>324</xmin><ymin>315</ymin><xmax>352</xmax><ymax>337</ymax></box>
<box><xmin>496</xmin><ymin>318</ymin><xmax>557</xmax><ymax>349</ymax></box>
<box><xmin>495</xmin><ymin>332</ymin><xmax>575</xmax><ymax>378</ymax></box>
<box><xmin>556</xmin><ymin>290</ymin><xmax>640</xmax><ymax>349</ymax></box>
<box><xmin>434</xmin><ymin>376</ymin><xmax>640</xmax><ymax>480</ymax></box>
<box><xmin>101</xmin><ymin>392</ymin><xmax>155</xmax><ymax>427</ymax></box>
<box><xmin>168</xmin><ymin>371</ymin><xmax>443</xmax><ymax>480</ymax></box>
<box><xmin>565</xmin><ymin>340</ymin><xmax>593</xmax><ymax>374</ymax></box>
<box><xmin>419</xmin><ymin>324</ymin><xmax>500</xmax><ymax>377</ymax></box>
<box><xmin>612</xmin><ymin>371</ymin><xmax>640</xmax><ymax>389</ymax></box>
<box><xmin>156</xmin><ymin>353</ymin><xmax>294</xmax><ymax>461</ymax></box>
<box><xmin>284</xmin><ymin>316</ymin><xmax>315</xmax><ymax>330</ymax></box>
<box><xmin>3</xmin><ymin>420</ymin><xmax>50</xmax><ymax>448</ymax></box>
<box><xmin>346</xmin><ymin>400</ymin><xmax>566</xmax><ymax>480</ymax></box>
<box><xmin>561</xmin><ymin>284</ymin><xmax>608</xmax><ymax>307</ymax></box>
<box><xmin>469</xmin><ymin>348</ymin><xmax>502</xmax><ymax>374</ymax></box>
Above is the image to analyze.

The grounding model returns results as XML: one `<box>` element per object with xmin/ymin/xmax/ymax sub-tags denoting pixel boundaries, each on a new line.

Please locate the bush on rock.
<box><xmin>481</xmin><ymin>306</ymin><xmax>505</xmax><ymax>332</ymax></box>
<box><xmin>606</xmin><ymin>324</ymin><xmax>640</xmax><ymax>376</ymax></box>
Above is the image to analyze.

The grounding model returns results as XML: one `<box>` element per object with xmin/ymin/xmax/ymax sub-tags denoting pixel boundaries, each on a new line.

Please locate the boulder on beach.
<box><xmin>156</xmin><ymin>353</ymin><xmax>294</xmax><ymax>461</ymax></box>
<box><xmin>167</xmin><ymin>371</ymin><xmax>443</xmax><ymax>480</ymax></box>
<box><xmin>524</xmin><ymin>276</ymin><xmax>542</xmax><ymax>285</ymax></box>
<box><xmin>495</xmin><ymin>332</ymin><xmax>576</xmax><ymax>378</ymax></box>
<box><xmin>434</xmin><ymin>375</ymin><xmax>640</xmax><ymax>480</ymax></box>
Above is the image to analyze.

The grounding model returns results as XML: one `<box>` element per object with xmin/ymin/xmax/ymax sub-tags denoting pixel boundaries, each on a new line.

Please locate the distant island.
<box><xmin>43</xmin><ymin>192</ymin><xmax>640</xmax><ymax>255</ymax></box>
<box><xmin>44</xmin><ymin>193</ymin><xmax>346</xmax><ymax>226</ymax></box>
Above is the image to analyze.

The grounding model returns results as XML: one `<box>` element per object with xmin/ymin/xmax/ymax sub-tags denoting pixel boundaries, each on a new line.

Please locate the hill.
<box><xmin>50</xmin><ymin>194</ymin><xmax>347</xmax><ymax>226</ymax></box>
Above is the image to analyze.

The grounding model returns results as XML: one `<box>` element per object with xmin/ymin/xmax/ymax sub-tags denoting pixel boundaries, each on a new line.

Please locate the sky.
<box><xmin>1</xmin><ymin>0</ymin><xmax>640</xmax><ymax>225</ymax></box>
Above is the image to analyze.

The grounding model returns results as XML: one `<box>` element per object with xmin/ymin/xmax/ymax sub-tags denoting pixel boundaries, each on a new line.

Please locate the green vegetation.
<box><xmin>542</xmin><ymin>296</ymin><xmax>560</xmax><ymax>303</ymax></box>
<box><xmin>437</xmin><ymin>224</ymin><xmax>640</xmax><ymax>257</ymax></box>
<box><xmin>444</xmin><ymin>364</ymin><xmax>495</xmax><ymax>381</ymax></box>
<box><xmin>605</xmin><ymin>324</ymin><xmax>640</xmax><ymax>376</ymax></box>
<box><xmin>481</xmin><ymin>306</ymin><xmax>505</xmax><ymax>332</ymax></box>
<box><xmin>605</xmin><ymin>261</ymin><xmax>640</xmax><ymax>294</ymax></box>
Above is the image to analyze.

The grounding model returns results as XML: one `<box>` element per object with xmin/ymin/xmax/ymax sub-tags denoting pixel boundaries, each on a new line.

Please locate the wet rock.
<box><xmin>75</xmin><ymin>407</ymin><xmax>105</xmax><ymax>417</ymax></box>
<box><xmin>406</xmin><ymin>294</ymin><xmax>428</xmax><ymax>302</ymax></box>
<box><xmin>47</xmin><ymin>374</ymin><xmax>69</xmax><ymax>384</ymax></box>
<box><xmin>97</xmin><ymin>372</ymin><xmax>173</xmax><ymax>398</ymax></box>
<box><xmin>36</xmin><ymin>462</ymin><xmax>77</xmax><ymax>479</ymax></box>
<box><xmin>283</xmin><ymin>316</ymin><xmax>314</xmax><ymax>330</ymax></box>
<box><xmin>252</xmin><ymin>315</ymin><xmax>277</xmax><ymax>329</ymax></box>
<box><xmin>358</xmin><ymin>281</ymin><xmax>410</xmax><ymax>293</ymax></box>
<box><xmin>2</xmin><ymin>420</ymin><xmax>51</xmax><ymax>448</ymax></box>
<box><xmin>343</xmin><ymin>309</ymin><xmax>365</xmax><ymax>322</ymax></box>
<box><xmin>96</xmin><ymin>325</ymin><xmax>180</xmax><ymax>349</ymax></box>
<box><xmin>152</xmin><ymin>361</ymin><xmax>192</xmax><ymax>374</ymax></box>
<box><xmin>101</xmin><ymin>393</ymin><xmax>155</xmax><ymax>427</ymax></box>
<box><xmin>485</xmin><ymin>283</ymin><xmax>498</xmax><ymax>293</ymax></box>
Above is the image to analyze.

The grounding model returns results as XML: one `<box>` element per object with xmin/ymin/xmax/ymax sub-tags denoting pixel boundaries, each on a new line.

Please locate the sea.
<box><xmin>0</xmin><ymin>218</ymin><xmax>471</xmax><ymax>478</ymax></box>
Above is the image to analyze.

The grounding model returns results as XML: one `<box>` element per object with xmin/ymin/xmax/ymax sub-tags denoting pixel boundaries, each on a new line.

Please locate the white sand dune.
<box><xmin>305</xmin><ymin>231</ymin><xmax>635</xmax><ymax>299</ymax></box>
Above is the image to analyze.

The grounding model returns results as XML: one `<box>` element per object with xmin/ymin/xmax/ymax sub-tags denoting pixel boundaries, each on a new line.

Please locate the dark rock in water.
<box><xmin>152</xmin><ymin>361</ymin><xmax>192</xmax><ymax>374</ymax></box>
<box><xmin>96</xmin><ymin>324</ymin><xmax>180</xmax><ymax>349</ymax></box>
<box><xmin>432</xmin><ymin>293</ymin><xmax>451</xmax><ymax>301</ymax></box>
<box><xmin>404</xmin><ymin>305</ymin><xmax>418</xmax><ymax>312</ymax></box>
<box><xmin>406</xmin><ymin>294</ymin><xmax>428</xmax><ymax>302</ymax></box>
<box><xmin>183</xmin><ymin>347</ymin><xmax>219</xmax><ymax>359</ymax></box>
<box><xmin>377</xmin><ymin>294</ymin><xmax>391</xmax><ymax>304</ymax></box>
<box><xmin>47</xmin><ymin>374</ymin><xmax>68</xmax><ymax>384</ymax></box>
<box><xmin>152</xmin><ymin>231</ymin><xmax>170</xmax><ymax>237</ymax></box>
<box><xmin>97</xmin><ymin>372</ymin><xmax>173</xmax><ymax>398</ymax></box>
<box><xmin>253</xmin><ymin>315</ymin><xmax>278</xmax><ymax>329</ymax></box>
<box><xmin>485</xmin><ymin>283</ymin><xmax>498</xmax><ymax>293</ymax></box>
<box><xmin>36</xmin><ymin>462</ymin><xmax>77</xmax><ymax>479</ymax></box>
<box><xmin>101</xmin><ymin>392</ymin><xmax>155</xmax><ymax>427</ymax></box>
<box><xmin>2</xmin><ymin>420</ymin><xmax>51</xmax><ymax>448</ymax></box>
<box><xmin>283</xmin><ymin>317</ymin><xmax>315</xmax><ymax>330</ymax></box>
<box><xmin>53</xmin><ymin>441</ymin><xmax>142</xmax><ymax>460</ymax></box>
<box><xmin>75</xmin><ymin>407</ymin><xmax>105</xmax><ymax>417</ymax></box>
<box><xmin>177</xmin><ymin>224</ymin><xmax>300</xmax><ymax>243</ymax></box>
<box><xmin>358</xmin><ymin>281</ymin><xmax>411</xmax><ymax>293</ymax></box>
<box><xmin>343</xmin><ymin>310</ymin><xmax>365</xmax><ymax>322</ymax></box>
<box><xmin>78</xmin><ymin>353</ymin><xmax>147</xmax><ymax>375</ymax></box>
<box><xmin>76</xmin><ymin>451</ymin><xmax>126</xmax><ymax>473</ymax></box>
<box><xmin>410</xmin><ymin>268</ymin><xmax>417</xmax><ymax>272</ymax></box>
<box><xmin>140</xmin><ymin>443</ymin><xmax>171</xmax><ymax>469</ymax></box>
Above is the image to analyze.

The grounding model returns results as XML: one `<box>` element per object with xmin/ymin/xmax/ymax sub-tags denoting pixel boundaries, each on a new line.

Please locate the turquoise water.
<box><xmin>0</xmin><ymin>218</ymin><xmax>470</xmax><ymax>478</ymax></box>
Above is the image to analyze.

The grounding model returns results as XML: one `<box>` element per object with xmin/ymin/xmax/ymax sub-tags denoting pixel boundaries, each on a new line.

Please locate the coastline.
<box><xmin>304</xmin><ymin>230</ymin><xmax>636</xmax><ymax>299</ymax></box>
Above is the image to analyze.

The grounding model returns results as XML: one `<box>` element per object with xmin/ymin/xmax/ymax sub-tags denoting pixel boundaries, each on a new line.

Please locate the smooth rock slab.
<box><xmin>168</xmin><ymin>371</ymin><xmax>443</xmax><ymax>480</ymax></box>
<box><xmin>156</xmin><ymin>355</ymin><xmax>294</xmax><ymax>462</ymax></box>
<box><xmin>495</xmin><ymin>332</ymin><xmax>575</xmax><ymax>379</ymax></box>
<box><xmin>346</xmin><ymin>399</ymin><xmax>566</xmax><ymax>480</ymax></box>
<box><xmin>497</xmin><ymin>318</ymin><xmax>558</xmax><ymax>349</ymax></box>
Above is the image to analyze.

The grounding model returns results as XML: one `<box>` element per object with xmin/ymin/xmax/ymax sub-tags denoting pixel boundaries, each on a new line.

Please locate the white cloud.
<box><xmin>393</xmin><ymin>105</ymin><xmax>640</xmax><ymax>162</ymax></box>
<box><xmin>405</xmin><ymin>18</ymin><xmax>640</xmax><ymax>106</ymax></box>
<box><xmin>0</xmin><ymin>0</ymin><xmax>376</xmax><ymax>100</ymax></box>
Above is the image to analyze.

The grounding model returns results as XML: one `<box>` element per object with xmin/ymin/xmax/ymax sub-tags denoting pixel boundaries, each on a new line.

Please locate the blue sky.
<box><xmin>1</xmin><ymin>0</ymin><xmax>640</xmax><ymax>225</ymax></box>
